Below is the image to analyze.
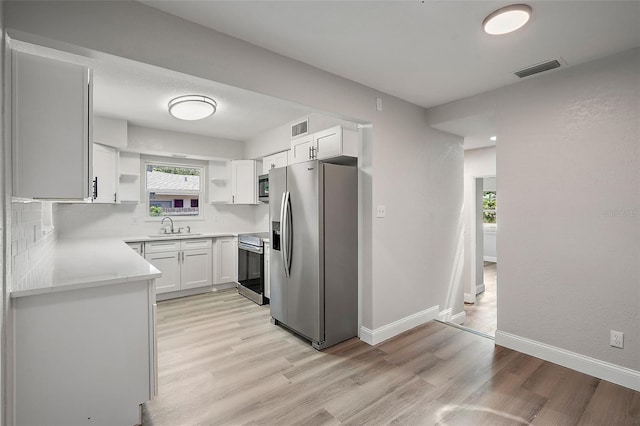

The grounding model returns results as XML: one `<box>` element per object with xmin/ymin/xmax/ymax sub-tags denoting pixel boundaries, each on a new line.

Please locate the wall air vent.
<box><xmin>514</xmin><ymin>59</ymin><xmax>562</xmax><ymax>78</ymax></box>
<box><xmin>291</xmin><ymin>118</ymin><xmax>309</xmax><ymax>139</ymax></box>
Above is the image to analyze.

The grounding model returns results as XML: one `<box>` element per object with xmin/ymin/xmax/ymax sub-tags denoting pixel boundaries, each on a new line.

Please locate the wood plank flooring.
<box><xmin>463</xmin><ymin>261</ymin><xmax>497</xmax><ymax>336</ymax></box>
<box><xmin>142</xmin><ymin>289</ymin><xmax>640</xmax><ymax>425</ymax></box>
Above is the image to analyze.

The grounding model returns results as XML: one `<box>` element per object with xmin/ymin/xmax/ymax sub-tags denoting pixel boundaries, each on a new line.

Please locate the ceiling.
<box><xmin>140</xmin><ymin>0</ymin><xmax>640</xmax><ymax>149</ymax></box>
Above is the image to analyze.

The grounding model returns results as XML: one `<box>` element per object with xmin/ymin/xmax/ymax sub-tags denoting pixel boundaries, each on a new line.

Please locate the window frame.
<box><xmin>144</xmin><ymin>160</ymin><xmax>205</xmax><ymax>222</ymax></box>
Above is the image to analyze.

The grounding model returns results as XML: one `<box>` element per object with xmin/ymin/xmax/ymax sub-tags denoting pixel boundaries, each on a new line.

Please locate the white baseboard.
<box><xmin>464</xmin><ymin>293</ymin><xmax>475</xmax><ymax>304</ymax></box>
<box><xmin>475</xmin><ymin>283</ymin><xmax>485</xmax><ymax>295</ymax></box>
<box><xmin>360</xmin><ymin>305</ymin><xmax>439</xmax><ymax>346</ymax></box>
<box><xmin>483</xmin><ymin>256</ymin><xmax>497</xmax><ymax>262</ymax></box>
<box><xmin>438</xmin><ymin>308</ymin><xmax>466</xmax><ymax>325</ymax></box>
<box><xmin>496</xmin><ymin>330</ymin><xmax>640</xmax><ymax>392</ymax></box>
<box><xmin>450</xmin><ymin>310</ymin><xmax>466</xmax><ymax>325</ymax></box>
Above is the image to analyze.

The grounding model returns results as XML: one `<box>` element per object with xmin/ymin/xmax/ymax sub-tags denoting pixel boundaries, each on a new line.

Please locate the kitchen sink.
<box><xmin>147</xmin><ymin>233</ymin><xmax>203</xmax><ymax>238</ymax></box>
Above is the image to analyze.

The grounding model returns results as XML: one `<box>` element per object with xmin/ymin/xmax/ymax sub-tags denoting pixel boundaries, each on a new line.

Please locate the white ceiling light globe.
<box><xmin>168</xmin><ymin>95</ymin><xmax>217</xmax><ymax>120</ymax></box>
<box><xmin>483</xmin><ymin>4</ymin><xmax>532</xmax><ymax>35</ymax></box>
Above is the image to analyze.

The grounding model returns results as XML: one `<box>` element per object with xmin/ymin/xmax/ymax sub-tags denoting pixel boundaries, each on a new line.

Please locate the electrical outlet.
<box><xmin>610</xmin><ymin>330</ymin><xmax>624</xmax><ymax>349</ymax></box>
<box><xmin>376</xmin><ymin>97</ymin><xmax>383</xmax><ymax>112</ymax></box>
<box><xmin>376</xmin><ymin>205</ymin><xmax>386</xmax><ymax>218</ymax></box>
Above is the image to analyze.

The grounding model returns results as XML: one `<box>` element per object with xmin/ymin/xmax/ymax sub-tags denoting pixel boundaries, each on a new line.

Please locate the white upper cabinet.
<box><xmin>289</xmin><ymin>126</ymin><xmax>357</xmax><ymax>165</ymax></box>
<box><xmin>92</xmin><ymin>143</ymin><xmax>118</xmax><ymax>203</ymax></box>
<box><xmin>262</xmin><ymin>151</ymin><xmax>289</xmax><ymax>175</ymax></box>
<box><xmin>314</xmin><ymin>125</ymin><xmax>358</xmax><ymax>161</ymax></box>
<box><xmin>12</xmin><ymin>50</ymin><xmax>92</xmax><ymax>200</ymax></box>
<box><xmin>289</xmin><ymin>135</ymin><xmax>315</xmax><ymax>165</ymax></box>
<box><xmin>231</xmin><ymin>160</ymin><xmax>257</xmax><ymax>204</ymax></box>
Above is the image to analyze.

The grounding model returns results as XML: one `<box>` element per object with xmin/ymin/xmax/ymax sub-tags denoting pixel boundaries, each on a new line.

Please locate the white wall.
<box><xmin>4</xmin><ymin>1</ymin><xmax>464</xmax><ymax>341</ymax></box>
<box><xmin>428</xmin><ymin>49</ymin><xmax>640</xmax><ymax>381</ymax></box>
<box><xmin>461</xmin><ymin>147</ymin><xmax>496</xmax><ymax>301</ymax></box>
<box><xmin>127</xmin><ymin>124</ymin><xmax>243</xmax><ymax>160</ymax></box>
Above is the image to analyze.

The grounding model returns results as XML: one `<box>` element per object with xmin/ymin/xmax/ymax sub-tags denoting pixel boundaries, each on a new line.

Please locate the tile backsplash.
<box><xmin>11</xmin><ymin>200</ymin><xmax>56</xmax><ymax>290</ymax></box>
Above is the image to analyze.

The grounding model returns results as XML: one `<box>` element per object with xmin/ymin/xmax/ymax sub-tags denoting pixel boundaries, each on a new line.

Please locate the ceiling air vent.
<box><xmin>291</xmin><ymin>118</ymin><xmax>309</xmax><ymax>139</ymax></box>
<box><xmin>514</xmin><ymin>59</ymin><xmax>562</xmax><ymax>78</ymax></box>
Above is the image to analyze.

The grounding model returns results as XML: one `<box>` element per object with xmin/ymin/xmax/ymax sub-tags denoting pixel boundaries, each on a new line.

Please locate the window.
<box><xmin>483</xmin><ymin>191</ymin><xmax>497</xmax><ymax>224</ymax></box>
<box><xmin>146</xmin><ymin>163</ymin><xmax>203</xmax><ymax>218</ymax></box>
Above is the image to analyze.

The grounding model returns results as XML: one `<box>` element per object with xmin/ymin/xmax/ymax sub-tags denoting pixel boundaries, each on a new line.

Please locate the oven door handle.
<box><xmin>238</xmin><ymin>242</ymin><xmax>263</xmax><ymax>254</ymax></box>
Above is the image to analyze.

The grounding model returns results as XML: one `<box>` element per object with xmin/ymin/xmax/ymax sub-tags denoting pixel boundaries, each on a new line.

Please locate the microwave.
<box><xmin>258</xmin><ymin>174</ymin><xmax>269</xmax><ymax>203</ymax></box>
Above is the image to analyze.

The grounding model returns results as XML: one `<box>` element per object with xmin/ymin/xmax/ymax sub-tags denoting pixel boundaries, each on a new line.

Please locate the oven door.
<box><xmin>237</xmin><ymin>242</ymin><xmax>265</xmax><ymax>304</ymax></box>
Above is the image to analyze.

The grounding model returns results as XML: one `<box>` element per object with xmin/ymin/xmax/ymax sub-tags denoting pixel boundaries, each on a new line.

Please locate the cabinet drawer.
<box><xmin>144</xmin><ymin>240</ymin><xmax>180</xmax><ymax>254</ymax></box>
<box><xmin>180</xmin><ymin>238</ymin><xmax>212</xmax><ymax>251</ymax></box>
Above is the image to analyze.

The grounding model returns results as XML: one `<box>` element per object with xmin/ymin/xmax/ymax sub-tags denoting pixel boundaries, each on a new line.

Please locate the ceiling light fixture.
<box><xmin>490</xmin><ymin>136</ymin><xmax>497</xmax><ymax>141</ymax></box>
<box><xmin>168</xmin><ymin>95</ymin><xmax>217</xmax><ymax>120</ymax></box>
<box><xmin>483</xmin><ymin>4</ymin><xmax>532</xmax><ymax>35</ymax></box>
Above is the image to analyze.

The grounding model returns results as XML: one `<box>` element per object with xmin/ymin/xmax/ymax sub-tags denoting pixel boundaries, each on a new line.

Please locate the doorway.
<box><xmin>464</xmin><ymin>176</ymin><xmax>497</xmax><ymax>337</ymax></box>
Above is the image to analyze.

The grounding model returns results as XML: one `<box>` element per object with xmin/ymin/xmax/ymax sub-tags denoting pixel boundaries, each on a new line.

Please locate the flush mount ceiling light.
<box><xmin>168</xmin><ymin>95</ymin><xmax>217</xmax><ymax>120</ymax></box>
<box><xmin>490</xmin><ymin>136</ymin><xmax>497</xmax><ymax>141</ymax></box>
<box><xmin>483</xmin><ymin>4</ymin><xmax>532</xmax><ymax>35</ymax></box>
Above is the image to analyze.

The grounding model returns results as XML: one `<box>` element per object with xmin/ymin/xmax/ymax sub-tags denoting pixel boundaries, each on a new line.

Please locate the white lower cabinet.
<box><xmin>145</xmin><ymin>250</ymin><xmax>181</xmax><ymax>294</ymax></box>
<box><xmin>13</xmin><ymin>279</ymin><xmax>156</xmax><ymax>426</ymax></box>
<box><xmin>145</xmin><ymin>239</ymin><xmax>212</xmax><ymax>295</ymax></box>
<box><xmin>216</xmin><ymin>236</ymin><xmax>237</xmax><ymax>284</ymax></box>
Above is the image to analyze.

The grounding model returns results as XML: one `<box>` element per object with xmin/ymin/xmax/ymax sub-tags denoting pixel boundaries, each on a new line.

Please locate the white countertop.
<box><xmin>123</xmin><ymin>232</ymin><xmax>244</xmax><ymax>243</ymax></box>
<box><xmin>11</xmin><ymin>238</ymin><xmax>162</xmax><ymax>298</ymax></box>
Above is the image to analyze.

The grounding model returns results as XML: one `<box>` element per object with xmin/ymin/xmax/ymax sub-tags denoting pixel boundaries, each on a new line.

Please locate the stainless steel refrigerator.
<box><xmin>269</xmin><ymin>160</ymin><xmax>357</xmax><ymax>350</ymax></box>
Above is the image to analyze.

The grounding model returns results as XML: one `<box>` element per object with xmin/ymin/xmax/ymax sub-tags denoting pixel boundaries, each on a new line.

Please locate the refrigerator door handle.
<box><xmin>285</xmin><ymin>191</ymin><xmax>293</xmax><ymax>274</ymax></box>
<box><xmin>280</xmin><ymin>192</ymin><xmax>289</xmax><ymax>278</ymax></box>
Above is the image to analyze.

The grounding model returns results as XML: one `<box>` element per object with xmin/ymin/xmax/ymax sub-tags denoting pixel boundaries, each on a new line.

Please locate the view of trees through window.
<box><xmin>146</xmin><ymin>164</ymin><xmax>202</xmax><ymax>217</ymax></box>
<box><xmin>483</xmin><ymin>191</ymin><xmax>497</xmax><ymax>224</ymax></box>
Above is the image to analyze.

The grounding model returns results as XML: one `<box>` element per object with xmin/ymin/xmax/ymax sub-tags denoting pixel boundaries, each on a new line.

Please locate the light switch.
<box><xmin>376</xmin><ymin>205</ymin><xmax>386</xmax><ymax>218</ymax></box>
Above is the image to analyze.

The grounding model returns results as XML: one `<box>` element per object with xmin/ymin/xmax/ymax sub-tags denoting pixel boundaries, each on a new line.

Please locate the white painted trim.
<box><xmin>496</xmin><ymin>331</ymin><xmax>640</xmax><ymax>392</ymax></box>
<box><xmin>438</xmin><ymin>308</ymin><xmax>452</xmax><ymax>322</ymax></box>
<box><xmin>450</xmin><ymin>310</ymin><xmax>466</xmax><ymax>325</ymax></box>
<box><xmin>483</xmin><ymin>256</ymin><xmax>497</xmax><ymax>262</ymax></box>
<box><xmin>475</xmin><ymin>283</ymin><xmax>486</xmax><ymax>295</ymax></box>
<box><xmin>464</xmin><ymin>293</ymin><xmax>475</xmax><ymax>304</ymax></box>
<box><xmin>360</xmin><ymin>305</ymin><xmax>439</xmax><ymax>346</ymax></box>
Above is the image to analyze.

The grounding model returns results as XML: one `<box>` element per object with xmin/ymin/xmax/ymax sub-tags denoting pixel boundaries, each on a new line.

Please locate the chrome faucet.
<box><xmin>161</xmin><ymin>216</ymin><xmax>174</xmax><ymax>234</ymax></box>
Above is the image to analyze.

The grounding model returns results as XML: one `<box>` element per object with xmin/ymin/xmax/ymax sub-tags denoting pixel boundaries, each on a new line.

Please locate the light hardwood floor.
<box><xmin>143</xmin><ymin>289</ymin><xmax>639</xmax><ymax>425</ymax></box>
<box><xmin>463</xmin><ymin>261</ymin><xmax>497</xmax><ymax>337</ymax></box>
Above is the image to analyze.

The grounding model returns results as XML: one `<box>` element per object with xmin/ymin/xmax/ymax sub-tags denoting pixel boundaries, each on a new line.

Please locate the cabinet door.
<box><xmin>216</xmin><ymin>237</ymin><xmax>237</xmax><ymax>284</ymax></box>
<box><xmin>273</xmin><ymin>151</ymin><xmax>289</xmax><ymax>169</ymax></box>
<box><xmin>181</xmin><ymin>249</ymin><xmax>212</xmax><ymax>290</ymax></box>
<box><xmin>262</xmin><ymin>153</ymin><xmax>276</xmax><ymax>175</ymax></box>
<box><xmin>145</xmin><ymin>251</ymin><xmax>180</xmax><ymax>294</ymax></box>
<box><xmin>231</xmin><ymin>160</ymin><xmax>256</xmax><ymax>204</ymax></box>
<box><xmin>290</xmin><ymin>136</ymin><xmax>314</xmax><ymax>164</ymax></box>
<box><xmin>263</xmin><ymin>151</ymin><xmax>289</xmax><ymax>174</ymax></box>
<box><xmin>12</xmin><ymin>51</ymin><xmax>91</xmax><ymax>199</ymax></box>
<box><xmin>314</xmin><ymin>126</ymin><xmax>342</xmax><ymax>160</ymax></box>
<box><xmin>92</xmin><ymin>143</ymin><xmax>118</xmax><ymax>203</ymax></box>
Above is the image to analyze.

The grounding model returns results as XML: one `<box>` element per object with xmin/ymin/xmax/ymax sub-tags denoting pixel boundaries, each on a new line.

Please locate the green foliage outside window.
<box><xmin>146</xmin><ymin>165</ymin><xmax>200</xmax><ymax>176</ymax></box>
<box><xmin>483</xmin><ymin>191</ymin><xmax>497</xmax><ymax>224</ymax></box>
<box><xmin>149</xmin><ymin>206</ymin><xmax>163</xmax><ymax>216</ymax></box>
